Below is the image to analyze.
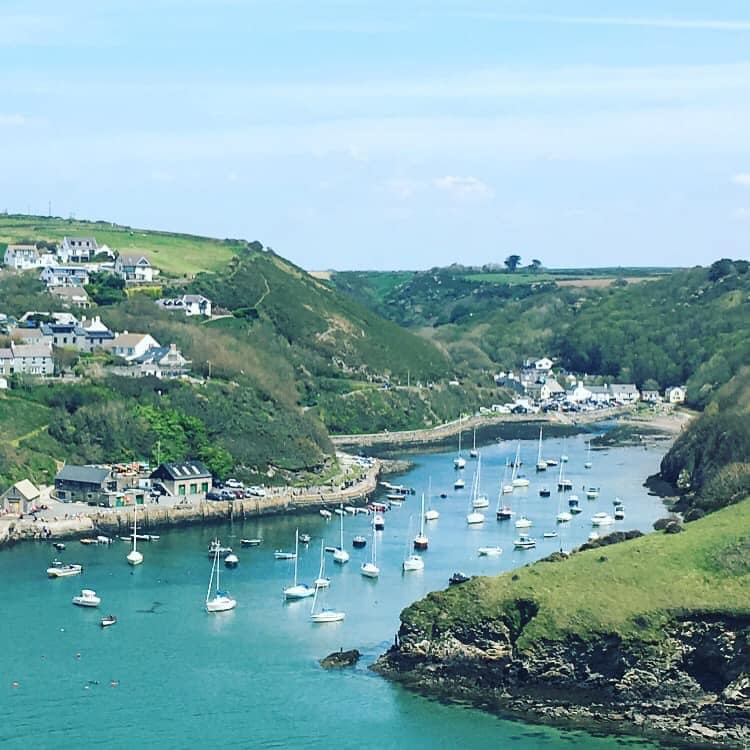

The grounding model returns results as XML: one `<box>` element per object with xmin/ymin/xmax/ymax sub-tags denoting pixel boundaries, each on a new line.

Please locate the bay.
<box><xmin>1</xmin><ymin>431</ymin><xmax>667</xmax><ymax>749</ymax></box>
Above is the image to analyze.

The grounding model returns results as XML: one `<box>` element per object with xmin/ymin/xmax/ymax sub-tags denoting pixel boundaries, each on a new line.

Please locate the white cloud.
<box><xmin>476</xmin><ymin>14</ymin><xmax>750</xmax><ymax>32</ymax></box>
<box><xmin>434</xmin><ymin>176</ymin><xmax>493</xmax><ymax>199</ymax></box>
<box><xmin>732</xmin><ymin>173</ymin><xmax>750</xmax><ymax>186</ymax></box>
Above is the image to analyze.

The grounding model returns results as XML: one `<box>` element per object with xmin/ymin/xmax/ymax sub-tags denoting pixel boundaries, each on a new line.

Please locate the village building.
<box><xmin>610</xmin><ymin>383</ymin><xmax>641</xmax><ymax>404</ymax></box>
<box><xmin>641</xmin><ymin>389</ymin><xmax>663</xmax><ymax>403</ymax></box>
<box><xmin>49</xmin><ymin>285</ymin><xmax>91</xmax><ymax>308</ymax></box>
<box><xmin>568</xmin><ymin>382</ymin><xmax>593</xmax><ymax>402</ymax></box>
<box><xmin>132</xmin><ymin>343</ymin><xmax>191</xmax><ymax>378</ymax></box>
<box><xmin>39</xmin><ymin>322</ymin><xmax>88</xmax><ymax>349</ymax></box>
<box><xmin>40</xmin><ymin>266</ymin><xmax>90</xmax><ymax>288</ymax></box>
<box><xmin>105</xmin><ymin>332</ymin><xmax>160</xmax><ymax>361</ymax></box>
<box><xmin>1</xmin><ymin>479</ymin><xmax>41</xmax><ymax>515</ymax></box>
<box><xmin>54</xmin><ymin>465</ymin><xmax>116</xmax><ymax>504</ymax></box>
<box><xmin>587</xmin><ymin>385</ymin><xmax>612</xmax><ymax>404</ymax></box>
<box><xmin>3</xmin><ymin>244</ymin><xmax>40</xmax><ymax>270</ymax></box>
<box><xmin>665</xmin><ymin>386</ymin><xmax>687</xmax><ymax>404</ymax></box>
<box><xmin>156</xmin><ymin>294</ymin><xmax>212</xmax><ymax>317</ymax></box>
<box><xmin>58</xmin><ymin>236</ymin><xmax>98</xmax><ymax>263</ymax></box>
<box><xmin>150</xmin><ymin>461</ymin><xmax>212</xmax><ymax>503</ymax></box>
<box><xmin>540</xmin><ymin>379</ymin><xmax>565</xmax><ymax>400</ymax></box>
<box><xmin>80</xmin><ymin>316</ymin><xmax>115</xmax><ymax>351</ymax></box>
<box><xmin>0</xmin><ymin>342</ymin><xmax>55</xmax><ymax>376</ymax></box>
<box><xmin>534</xmin><ymin>357</ymin><xmax>554</xmax><ymax>372</ymax></box>
<box><xmin>114</xmin><ymin>254</ymin><xmax>154</xmax><ymax>283</ymax></box>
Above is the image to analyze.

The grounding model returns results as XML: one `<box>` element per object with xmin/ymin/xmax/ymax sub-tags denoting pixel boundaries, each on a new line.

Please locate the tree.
<box><xmin>504</xmin><ymin>254</ymin><xmax>521</xmax><ymax>272</ymax></box>
<box><xmin>529</xmin><ymin>259</ymin><xmax>542</xmax><ymax>272</ymax></box>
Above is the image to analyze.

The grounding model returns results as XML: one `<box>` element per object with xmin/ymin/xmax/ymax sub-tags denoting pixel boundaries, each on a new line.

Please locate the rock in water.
<box><xmin>320</xmin><ymin>649</ymin><xmax>360</xmax><ymax>668</ymax></box>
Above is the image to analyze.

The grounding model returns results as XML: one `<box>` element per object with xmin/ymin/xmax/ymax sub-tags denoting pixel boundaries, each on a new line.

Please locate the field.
<box><xmin>405</xmin><ymin>497</ymin><xmax>750</xmax><ymax>647</ymax></box>
<box><xmin>462</xmin><ymin>271</ymin><xmax>671</xmax><ymax>287</ymax></box>
<box><xmin>0</xmin><ymin>215</ymin><xmax>246</xmax><ymax>276</ymax></box>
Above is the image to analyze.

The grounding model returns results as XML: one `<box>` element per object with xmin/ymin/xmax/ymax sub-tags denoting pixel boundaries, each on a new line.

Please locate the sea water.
<box><xmin>1</xmin><ymin>433</ymin><xmax>665</xmax><ymax>749</ymax></box>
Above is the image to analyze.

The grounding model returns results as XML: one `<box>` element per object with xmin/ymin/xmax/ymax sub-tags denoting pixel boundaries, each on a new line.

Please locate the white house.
<box><xmin>114</xmin><ymin>254</ymin><xmax>154</xmax><ymax>283</ymax></box>
<box><xmin>534</xmin><ymin>357</ymin><xmax>554</xmax><ymax>372</ymax></box>
<box><xmin>105</xmin><ymin>332</ymin><xmax>160</xmax><ymax>361</ymax></box>
<box><xmin>610</xmin><ymin>383</ymin><xmax>640</xmax><ymax>404</ymax></box>
<box><xmin>0</xmin><ymin>343</ymin><xmax>55</xmax><ymax>376</ymax></box>
<box><xmin>540</xmin><ymin>379</ymin><xmax>565</xmax><ymax>400</ymax></box>
<box><xmin>58</xmin><ymin>236</ymin><xmax>98</xmax><ymax>263</ymax></box>
<box><xmin>49</xmin><ymin>285</ymin><xmax>91</xmax><ymax>308</ymax></box>
<box><xmin>40</xmin><ymin>266</ymin><xmax>90</xmax><ymax>288</ymax></box>
<box><xmin>132</xmin><ymin>343</ymin><xmax>191</xmax><ymax>378</ymax></box>
<box><xmin>641</xmin><ymin>389</ymin><xmax>662</xmax><ymax>403</ymax></box>
<box><xmin>156</xmin><ymin>294</ymin><xmax>212</xmax><ymax>317</ymax></box>
<box><xmin>3</xmin><ymin>244</ymin><xmax>39</xmax><ymax>269</ymax></box>
<box><xmin>665</xmin><ymin>386</ymin><xmax>686</xmax><ymax>404</ymax></box>
<box><xmin>568</xmin><ymin>382</ymin><xmax>592</xmax><ymax>402</ymax></box>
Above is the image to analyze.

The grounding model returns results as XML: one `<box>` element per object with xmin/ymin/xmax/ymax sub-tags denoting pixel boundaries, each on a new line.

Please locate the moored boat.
<box><xmin>240</xmin><ymin>538</ymin><xmax>263</xmax><ymax>547</ymax></box>
<box><xmin>72</xmin><ymin>589</ymin><xmax>101</xmax><ymax>607</ymax></box>
<box><xmin>352</xmin><ymin>535</ymin><xmax>367</xmax><ymax>548</ymax></box>
<box><xmin>513</xmin><ymin>534</ymin><xmax>536</xmax><ymax>550</ymax></box>
<box><xmin>448</xmin><ymin>572</ymin><xmax>470</xmax><ymax>585</ymax></box>
<box><xmin>477</xmin><ymin>546</ymin><xmax>502</xmax><ymax>556</ymax></box>
<box><xmin>47</xmin><ymin>561</ymin><xmax>83</xmax><ymax>578</ymax></box>
<box><xmin>100</xmin><ymin>614</ymin><xmax>117</xmax><ymax>627</ymax></box>
<box><xmin>224</xmin><ymin>553</ymin><xmax>239</xmax><ymax>568</ymax></box>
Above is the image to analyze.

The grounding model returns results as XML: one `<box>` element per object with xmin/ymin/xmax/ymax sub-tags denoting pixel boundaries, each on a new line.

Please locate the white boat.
<box><xmin>334</xmin><ymin>508</ymin><xmax>346</xmax><ymax>516</ymax></box>
<box><xmin>309</xmin><ymin>579</ymin><xmax>345</xmax><ymax>623</ymax></box>
<box><xmin>352</xmin><ymin>535</ymin><xmax>367</xmax><ymax>548</ymax></box>
<box><xmin>72</xmin><ymin>589</ymin><xmax>101</xmax><ymax>607</ymax></box>
<box><xmin>333</xmin><ymin>505</ymin><xmax>350</xmax><ymax>564</ymax></box>
<box><xmin>510</xmin><ymin>442</ymin><xmax>529</xmax><ymax>487</ymax></box>
<box><xmin>514</xmin><ymin>516</ymin><xmax>532</xmax><ymax>528</ymax></box>
<box><xmin>224</xmin><ymin>553</ymin><xmax>239</xmax><ymax>568</ymax></box>
<box><xmin>344</xmin><ymin>506</ymin><xmax>357</xmax><ymax>515</ymax></box>
<box><xmin>543</xmin><ymin>531</ymin><xmax>558</xmax><ymax>539</ymax></box>
<box><xmin>588</xmin><ymin>531</ymin><xmax>600</xmax><ymax>541</ymax></box>
<box><xmin>477</xmin><ymin>546</ymin><xmax>502</xmax><ymax>556</ymax></box>
<box><xmin>206</xmin><ymin>540</ymin><xmax>237</xmax><ymax>613</ymax></box>
<box><xmin>47</xmin><ymin>561</ymin><xmax>83</xmax><ymax>578</ymax></box>
<box><xmin>403</xmin><ymin>554</ymin><xmax>424</xmax><ymax>571</ymax></box>
<box><xmin>100</xmin><ymin>614</ymin><xmax>117</xmax><ymax>627</ymax></box>
<box><xmin>298</xmin><ymin>533</ymin><xmax>311</xmax><ymax>544</ymax></box>
<box><xmin>361</xmin><ymin>514</ymin><xmax>380</xmax><ymax>578</ymax></box>
<box><xmin>470</xmin><ymin>455</ymin><xmax>490</xmax><ymax>509</ymax></box>
<box><xmin>586</xmin><ymin>487</ymin><xmax>600</xmax><ymax>499</ymax></box>
<box><xmin>584</xmin><ymin>440</ymin><xmax>593</xmax><ymax>469</ymax></box>
<box><xmin>319</xmin><ymin>509</ymin><xmax>332</xmax><ymax>519</ymax></box>
<box><xmin>513</xmin><ymin>534</ymin><xmax>536</xmax><ymax>550</ymax></box>
<box><xmin>469</xmin><ymin>427</ymin><xmax>478</xmax><ymax>458</ymax></box>
<box><xmin>591</xmin><ymin>512</ymin><xmax>615</xmax><ymax>527</ymax></box>
<box><xmin>556</xmin><ymin>511</ymin><xmax>573</xmax><ymax>523</ymax></box>
<box><xmin>313</xmin><ymin>540</ymin><xmax>331</xmax><ymax>589</ymax></box>
<box><xmin>413</xmin><ymin>494</ymin><xmax>429</xmax><ymax>549</ymax></box>
<box><xmin>466</xmin><ymin>465</ymin><xmax>485</xmax><ymax>524</ymax></box>
<box><xmin>126</xmin><ymin>503</ymin><xmax>143</xmax><ymax>566</ymax></box>
<box><xmin>454</xmin><ymin>477</ymin><xmax>465</xmax><ymax>490</ymax></box>
<box><xmin>546</xmin><ymin>458</ymin><xmax>558</xmax><ymax>467</ymax></box>
<box><xmin>614</xmin><ymin>505</ymin><xmax>625</xmax><ymax>521</ymax></box>
<box><xmin>274</xmin><ymin>550</ymin><xmax>296</xmax><ymax>560</ymax></box>
<box><xmin>569</xmin><ymin>496</ymin><xmax>583</xmax><ymax>514</ymax></box>
<box><xmin>240</xmin><ymin>538</ymin><xmax>263</xmax><ymax>547</ymax></box>
<box><xmin>454</xmin><ymin>419</ymin><xmax>466</xmax><ymax>469</ymax></box>
<box><xmin>208</xmin><ymin>541</ymin><xmax>233</xmax><ymax>557</ymax></box>
<box><xmin>424</xmin><ymin>477</ymin><xmax>439</xmax><ymax>520</ymax></box>
<box><xmin>535</xmin><ymin>427</ymin><xmax>547</xmax><ymax>471</ymax></box>
<box><xmin>374</xmin><ymin>514</ymin><xmax>385</xmax><ymax>530</ymax></box>
<box><xmin>557</xmin><ymin>459</ymin><xmax>573</xmax><ymax>491</ymax></box>
<box><xmin>283</xmin><ymin>529</ymin><xmax>315</xmax><ymax>599</ymax></box>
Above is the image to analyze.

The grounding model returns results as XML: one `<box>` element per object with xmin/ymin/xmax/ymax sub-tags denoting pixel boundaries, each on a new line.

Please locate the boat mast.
<box><xmin>419</xmin><ymin>494</ymin><xmax>425</xmax><ymax>536</ymax></box>
<box><xmin>293</xmin><ymin>529</ymin><xmax>299</xmax><ymax>587</ymax></box>
<box><xmin>339</xmin><ymin>504</ymin><xmax>344</xmax><ymax>549</ymax></box>
<box><xmin>537</xmin><ymin>427</ymin><xmax>543</xmax><ymax>463</ymax></box>
<box><xmin>132</xmin><ymin>502</ymin><xmax>137</xmax><ymax>554</ymax></box>
<box><xmin>206</xmin><ymin>547</ymin><xmax>217</xmax><ymax>604</ymax></box>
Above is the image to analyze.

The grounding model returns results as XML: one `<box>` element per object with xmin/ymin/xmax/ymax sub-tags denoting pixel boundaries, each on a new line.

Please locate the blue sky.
<box><xmin>1</xmin><ymin>1</ymin><xmax>749</xmax><ymax>270</ymax></box>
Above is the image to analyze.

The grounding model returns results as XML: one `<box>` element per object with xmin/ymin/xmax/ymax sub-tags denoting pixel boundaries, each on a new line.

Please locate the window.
<box><xmin>178</xmin><ymin>485</ymin><xmax>186</xmax><ymax>496</ymax></box>
<box><xmin>189</xmin><ymin>483</ymin><xmax>197</xmax><ymax>494</ymax></box>
<box><xmin>201</xmin><ymin>482</ymin><xmax>209</xmax><ymax>493</ymax></box>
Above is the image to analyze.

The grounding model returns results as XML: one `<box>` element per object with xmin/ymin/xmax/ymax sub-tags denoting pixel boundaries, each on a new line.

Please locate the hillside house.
<box><xmin>39</xmin><ymin>322</ymin><xmax>88</xmax><ymax>349</ymax></box>
<box><xmin>58</xmin><ymin>236</ymin><xmax>98</xmax><ymax>263</ymax></box>
<box><xmin>588</xmin><ymin>385</ymin><xmax>612</xmax><ymax>404</ymax></box>
<box><xmin>54</xmin><ymin>465</ymin><xmax>116</xmax><ymax>504</ymax></box>
<box><xmin>641</xmin><ymin>389</ymin><xmax>662</xmax><ymax>403</ymax></box>
<box><xmin>610</xmin><ymin>383</ymin><xmax>640</xmax><ymax>404</ymax></box>
<box><xmin>665</xmin><ymin>386</ymin><xmax>686</xmax><ymax>404</ymax></box>
<box><xmin>541</xmin><ymin>379</ymin><xmax>565</xmax><ymax>400</ymax></box>
<box><xmin>156</xmin><ymin>294</ymin><xmax>212</xmax><ymax>317</ymax></box>
<box><xmin>49</xmin><ymin>285</ymin><xmax>91</xmax><ymax>308</ymax></box>
<box><xmin>568</xmin><ymin>382</ymin><xmax>593</xmax><ymax>402</ymax></box>
<box><xmin>1</xmin><ymin>479</ymin><xmax>41</xmax><ymax>515</ymax></box>
<box><xmin>534</xmin><ymin>357</ymin><xmax>554</xmax><ymax>372</ymax></box>
<box><xmin>105</xmin><ymin>332</ymin><xmax>160</xmax><ymax>361</ymax></box>
<box><xmin>114</xmin><ymin>254</ymin><xmax>154</xmax><ymax>283</ymax></box>
<box><xmin>40</xmin><ymin>266</ymin><xmax>90</xmax><ymax>288</ymax></box>
<box><xmin>0</xmin><ymin>342</ymin><xmax>55</xmax><ymax>376</ymax></box>
<box><xmin>150</xmin><ymin>461</ymin><xmax>212</xmax><ymax>504</ymax></box>
<box><xmin>3</xmin><ymin>244</ymin><xmax>39</xmax><ymax>269</ymax></box>
<box><xmin>132</xmin><ymin>343</ymin><xmax>190</xmax><ymax>378</ymax></box>
<box><xmin>80</xmin><ymin>316</ymin><xmax>115</xmax><ymax>351</ymax></box>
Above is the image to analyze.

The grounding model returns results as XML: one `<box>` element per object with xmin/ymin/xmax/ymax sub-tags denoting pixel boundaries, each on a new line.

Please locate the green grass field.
<box><xmin>404</xmin><ymin>498</ymin><xmax>750</xmax><ymax>649</ymax></box>
<box><xmin>0</xmin><ymin>215</ymin><xmax>245</xmax><ymax>276</ymax></box>
<box><xmin>0</xmin><ymin>395</ymin><xmax>52</xmax><ymax>444</ymax></box>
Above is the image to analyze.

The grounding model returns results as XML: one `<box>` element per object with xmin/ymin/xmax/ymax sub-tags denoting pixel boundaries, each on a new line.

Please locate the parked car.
<box><xmin>225</xmin><ymin>478</ymin><xmax>243</xmax><ymax>488</ymax></box>
<box><xmin>246</xmin><ymin>486</ymin><xmax>266</xmax><ymax>497</ymax></box>
<box><xmin>206</xmin><ymin>490</ymin><xmax>224</xmax><ymax>501</ymax></box>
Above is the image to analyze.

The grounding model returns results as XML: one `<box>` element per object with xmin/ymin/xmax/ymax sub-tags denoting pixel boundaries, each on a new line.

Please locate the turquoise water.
<box><xmin>1</xmin><ymin>434</ymin><xmax>665</xmax><ymax>749</ymax></box>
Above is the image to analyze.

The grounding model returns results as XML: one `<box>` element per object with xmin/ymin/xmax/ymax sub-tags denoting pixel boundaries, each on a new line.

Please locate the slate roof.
<box><xmin>150</xmin><ymin>461</ymin><xmax>211</xmax><ymax>481</ymax></box>
<box><xmin>55</xmin><ymin>465</ymin><xmax>110</xmax><ymax>485</ymax></box>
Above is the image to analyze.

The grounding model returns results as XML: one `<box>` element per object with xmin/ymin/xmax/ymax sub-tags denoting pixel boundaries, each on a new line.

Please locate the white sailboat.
<box><xmin>126</xmin><ymin>503</ymin><xmax>143</xmax><ymax>566</ymax></box>
<box><xmin>314</xmin><ymin>539</ymin><xmax>331</xmax><ymax>589</ymax></box>
<box><xmin>454</xmin><ymin>419</ymin><xmax>466</xmax><ymax>469</ymax></box>
<box><xmin>309</xmin><ymin>577</ymin><xmax>345</xmax><ymax>623</ymax></box>
<box><xmin>535</xmin><ymin>427</ymin><xmax>547</xmax><ymax>471</ymax></box>
<box><xmin>478</xmin><ymin>545</ymin><xmax>502</xmax><ymax>556</ymax></box>
<box><xmin>206</xmin><ymin>541</ymin><xmax>237</xmax><ymax>612</ymax></box>
<box><xmin>466</xmin><ymin>467</ymin><xmax>485</xmax><ymax>524</ymax></box>
<box><xmin>283</xmin><ymin>530</ymin><xmax>315</xmax><ymax>599</ymax></box>
<box><xmin>472</xmin><ymin>454</ymin><xmax>489</xmax><ymax>508</ymax></box>
<box><xmin>361</xmin><ymin>514</ymin><xmax>380</xmax><ymax>578</ymax></box>
<box><xmin>469</xmin><ymin>427</ymin><xmax>478</xmax><ymax>458</ymax></box>
<box><xmin>333</xmin><ymin>504</ymin><xmax>350</xmax><ymax>564</ymax></box>
<box><xmin>584</xmin><ymin>440</ymin><xmax>593</xmax><ymax>469</ymax></box>
<box><xmin>496</xmin><ymin>466</ymin><xmax>513</xmax><ymax>520</ymax></box>
<box><xmin>403</xmin><ymin>516</ymin><xmax>424</xmax><ymax>571</ymax></box>
<box><xmin>511</xmin><ymin>442</ymin><xmax>529</xmax><ymax>487</ymax></box>
<box><xmin>556</xmin><ymin>483</ymin><xmax>572</xmax><ymax>523</ymax></box>
<box><xmin>501</xmin><ymin>459</ymin><xmax>514</xmax><ymax>495</ymax></box>
<box><xmin>557</xmin><ymin>458</ymin><xmax>573</xmax><ymax>491</ymax></box>
<box><xmin>424</xmin><ymin>478</ymin><xmax>440</xmax><ymax>521</ymax></box>
<box><xmin>413</xmin><ymin>494</ymin><xmax>428</xmax><ymax>549</ymax></box>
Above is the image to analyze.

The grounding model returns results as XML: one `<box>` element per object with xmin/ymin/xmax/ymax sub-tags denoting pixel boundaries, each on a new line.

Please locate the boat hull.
<box><xmin>206</xmin><ymin>596</ymin><xmax>237</xmax><ymax>613</ymax></box>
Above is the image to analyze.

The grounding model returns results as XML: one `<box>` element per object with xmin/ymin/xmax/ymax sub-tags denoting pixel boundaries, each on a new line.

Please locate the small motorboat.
<box><xmin>448</xmin><ymin>572</ymin><xmax>470</xmax><ymax>586</ymax></box>
<box><xmin>224</xmin><ymin>553</ymin><xmax>239</xmax><ymax>568</ymax></box>
<box><xmin>319</xmin><ymin>509</ymin><xmax>332</xmax><ymax>519</ymax></box>
<box><xmin>591</xmin><ymin>512</ymin><xmax>615</xmax><ymax>527</ymax></box>
<box><xmin>514</xmin><ymin>516</ymin><xmax>532</xmax><ymax>529</ymax></box>
<box><xmin>466</xmin><ymin>511</ymin><xmax>485</xmax><ymax>525</ymax></box>
<box><xmin>477</xmin><ymin>546</ymin><xmax>502</xmax><ymax>557</ymax></box>
<box><xmin>558</xmin><ymin>479</ymin><xmax>574</xmax><ymax>491</ymax></box>
<box><xmin>79</xmin><ymin>538</ymin><xmax>99</xmax><ymax>545</ymax></box>
<box><xmin>557</xmin><ymin>511</ymin><xmax>573</xmax><ymax>523</ymax></box>
<box><xmin>100</xmin><ymin>614</ymin><xmax>117</xmax><ymax>628</ymax></box>
<box><xmin>512</xmin><ymin>477</ymin><xmax>530</xmax><ymax>488</ymax></box>
<box><xmin>240</xmin><ymin>538</ymin><xmax>263</xmax><ymax>547</ymax></box>
<box><xmin>543</xmin><ymin>531</ymin><xmax>558</xmax><ymax>539</ymax></box>
<box><xmin>439</xmin><ymin>492</ymin><xmax>448</xmax><ymax>499</ymax></box>
<box><xmin>344</xmin><ymin>506</ymin><xmax>357</xmax><ymax>515</ymax></box>
<box><xmin>614</xmin><ymin>505</ymin><xmax>625</xmax><ymax>520</ymax></box>
<box><xmin>274</xmin><ymin>550</ymin><xmax>296</xmax><ymax>560</ymax></box>
<box><xmin>539</xmin><ymin>487</ymin><xmax>551</xmax><ymax>497</ymax></box>
<box><xmin>513</xmin><ymin>534</ymin><xmax>537</xmax><ymax>550</ymax></box>
<box><xmin>454</xmin><ymin>478</ymin><xmax>465</xmax><ymax>490</ymax></box>
<box><xmin>97</xmin><ymin>535</ymin><xmax>114</xmax><ymax>544</ymax></box>
<box><xmin>47</xmin><ymin>561</ymin><xmax>83</xmax><ymax>578</ymax></box>
<box><xmin>324</xmin><ymin>546</ymin><xmax>337</xmax><ymax>553</ymax></box>
<box><xmin>386</xmin><ymin>493</ymin><xmax>406</xmax><ymax>502</ymax></box>
<box><xmin>496</xmin><ymin>505</ymin><xmax>513</xmax><ymax>520</ymax></box>
<box><xmin>586</xmin><ymin>487</ymin><xmax>600</xmax><ymax>500</ymax></box>
<box><xmin>334</xmin><ymin>508</ymin><xmax>346</xmax><ymax>517</ymax></box>
<box><xmin>545</xmin><ymin>459</ymin><xmax>558</xmax><ymax>467</ymax></box>
<box><xmin>298</xmin><ymin>533</ymin><xmax>311</xmax><ymax>544</ymax></box>
<box><xmin>53</xmin><ymin>542</ymin><xmax>66</xmax><ymax>551</ymax></box>
<box><xmin>424</xmin><ymin>509</ymin><xmax>440</xmax><ymax>521</ymax></box>
<box><xmin>310</xmin><ymin>608</ymin><xmax>345</xmax><ymax>623</ymax></box>
<box><xmin>402</xmin><ymin>554</ymin><xmax>424</xmax><ymax>572</ymax></box>
<box><xmin>352</xmin><ymin>535</ymin><xmax>367</xmax><ymax>548</ymax></box>
<box><xmin>374</xmin><ymin>514</ymin><xmax>385</xmax><ymax>531</ymax></box>
<box><xmin>72</xmin><ymin>589</ymin><xmax>101</xmax><ymax>607</ymax></box>
<box><xmin>208</xmin><ymin>541</ymin><xmax>232</xmax><ymax>558</ymax></box>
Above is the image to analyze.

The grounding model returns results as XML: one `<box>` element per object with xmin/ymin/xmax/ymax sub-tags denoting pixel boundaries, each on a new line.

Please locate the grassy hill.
<box><xmin>0</xmin><ymin>214</ymin><xmax>244</xmax><ymax>275</ymax></box>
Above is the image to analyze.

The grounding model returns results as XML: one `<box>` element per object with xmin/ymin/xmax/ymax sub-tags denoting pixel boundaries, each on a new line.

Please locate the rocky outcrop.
<box><xmin>320</xmin><ymin>649</ymin><xmax>360</xmax><ymax>668</ymax></box>
<box><xmin>375</xmin><ymin>611</ymin><xmax>750</xmax><ymax>748</ymax></box>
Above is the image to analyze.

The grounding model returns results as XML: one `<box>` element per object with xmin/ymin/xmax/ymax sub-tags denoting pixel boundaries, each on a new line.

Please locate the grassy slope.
<box><xmin>404</xmin><ymin>499</ymin><xmax>750</xmax><ymax>649</ymax></box>
<box><xmin>0</xmin><ymin>214</ymin><xmax>243</xmax><ymax>275</ymax></box>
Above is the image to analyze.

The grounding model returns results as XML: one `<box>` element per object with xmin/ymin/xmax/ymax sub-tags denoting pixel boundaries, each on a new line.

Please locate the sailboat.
<box><xmin>333</xmin><ymin>504</ymin><xmax>350</xmax><ymax>564</ymax></box>
<box><xmin>556</xmin><ymin>483</ymin><xmax>572</xmax><ymax>523</ymax></box>
<box><xmin>511</xmin><ymin>442</ymin><xmax>529</xmax><ymax>487</ymax></box>
<box><xmin>309</xmin><ymin>574</ymin><xmax>345</xmax><ymax>623</ymax></box>
<box><xmin>584</xmin><ymin>440</ymin><xmax>593</xmax><ymax>469</ymax></box>
<box><xmin>501</xmin><ymin>459</ymin><xmax>513</xmax><ymax>495</ymax></box>
<box><xmin>403</xmin><ymin>516</ymin><xmax>424</xmax><ymax>571</ymax></box>
<box><xmin>514</xmin><ymin>463</ymin><xmax>532</xmax><ymax>528</ymax></box>
<box><xmin>206</xmin><ymin>540</ymin><xmax>237</xmax><ymax>612</ymax></box>
<box><xmin>424</xmin><ymin>477</ymin><xmax>439</xmax><ymax>521</ymax></box>
<box><xmin>126</xmin><ymin>503</ymin><xmax>143</xmax><ymax>566</ymax></box>
<box><xmin>557</xmin><ymin>458</ymin><xmax>573</xmax><ymax>491</ymax></box>
<box><xmin>283</xmin><ymin>529</ymin><xmax>315</xmax><ymax>599</ymax></box>
<box><xmin>560</xmin><ymin>437</ymin><xmax>569</xmax><ymax>463</ymax></box>
<box><xmin>361</xmin><ymin>514</ymin><xmax>380</xmax><ymax>578</ymax></box>
<box><xmin>413</xmin><ymin>494</ymin><xmax>428</xmax><ymax>549</ymax></box>
<box><xmin>535</xmin><ymin>427</ymin><xmax>547</xmax><ymax>471</ymax></box>
<box><xmin>471</xmin><ymin>454</ymin><xmax>489</xmax><ymax>508</ymax></box>
<box><xmin>496</xmin><ymin>466</ymin><xmax>513</xmax><ymax>520</ymax></box>
<box><xmin>314</xmin><ymin>539</ymin><xmax>331</xmax><ymax>589</ymax></box>
<box><xmin>453</xmin><ymin>419</ymin><xmax>466</xmax><ymax>469</ymax></box>
<box><xmin>466</xmin><ymin>467</ymin><xmax>485</xmax><ymax>525</ymax></box>
<box><xmin>469</xmin><ymin>427</ymin><xmax>478</xmax><ymax>458</ymax></box>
